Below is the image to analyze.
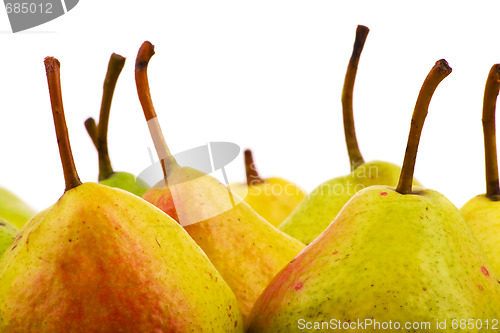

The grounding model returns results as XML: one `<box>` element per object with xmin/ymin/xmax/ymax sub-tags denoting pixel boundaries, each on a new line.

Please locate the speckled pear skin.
<box><xmin>230</xmin><ymin>177</ymin><xmax>306</xmax><ymax>227</ymax></box>
<box><xmin>142</xmin><ymin>166</ymin><xmax>305</xmax><ymax>327</ymax></box>
<box><xmin>99</xmin><ymin>171</ymin><xmax>149</xmax><ymax>197</ymax></box>
<box><xmin>0</xmin><ymin>182</ymin><xmax>243</xmax><ymax>332</ymax></box>
<box><xmin>278</xmin><ymin>161</ymin><xmax>421</xmax><ymax>245</ymax></box>
<box><xmin>248</xmin><ymin>186</ymin><xmax>500</xmax><ymax>332</ymax></box>
<box><xmin>0</xmin><ymin>187</ymin><xmax>36</xmax><ymax>229</ymax></box>
<box><xmin>0</xmin><ymin>218</ymin><xmax>18</xmax><ymax>257</ymax></box>
<box><xmin>461</xmin><ymin>195</ymin><xmax>500</xmax><ymax>275</ymax></box>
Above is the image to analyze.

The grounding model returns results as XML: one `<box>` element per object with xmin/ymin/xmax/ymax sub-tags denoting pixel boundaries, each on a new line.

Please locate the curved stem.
<box><xmin>135</xmin><ymin>41</ymin><xmax>158</xmax><ymax>121</ymax></box>
<box><xmin>44</xmin><ymin>57</ymin><xmax>82</xmax><ymax>192</ymax></box>
<box><xmin>482</xmin><ymin>64</ymin><xmax>500</xmax><ymax>200</ymax></box>
<box><xmin>342</xmin><ymin>25</ymin><xmax>369</xmax><ymax>171</ymax></box>
<box><xmin>396</xmin><ymin>59</ymin><xmax>452</xmax><ymax>194</ymax></box>
<box><xmin>244</xmin><ymin>149</ymin><xmax>264</xmax><ymax>186</ymax></box>
<box><xmin>84</xmin><ymin>117</ymin><xmax>98</xmax><ymax>148</ymax></box>
<box><xmin>96</xmin><ymin>53</ymin><xmax>126</xmax><ymax>180</ymax></box>
<box><xmin>135</xmin><ymin>41</ymin><xmax>179</xmax><ymax>177</ymax></box>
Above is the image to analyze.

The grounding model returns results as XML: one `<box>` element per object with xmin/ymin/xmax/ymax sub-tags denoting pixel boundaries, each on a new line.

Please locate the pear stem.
<box><xmin>342</xmin><ymin>25</ymin><xmax>369</xmax><ymax>171</ymax></box>
<box><xmin>396</xmin><ymin>59</ymin><xmax>452</xmax><ymax>194</ymax></box>
<box><xmin>85</xmin><ymin>53</ymin><xmax>126</xmax><ymax>181</ymax></box>
<box><xmin>44</xmin><ymin>57</ymin><xmax>82</xmax><ymax>192</ymax></box>
<box><xmin>244</xmin><ymin>149</ymin><xmax>264</xmax><ymax>186</ymax></box>
<box><xmin>84</xmin><ymin>117</ymin><xmax>98</xmax><ymax>147</ymax></box>
<box><xmin>135</xmin><ymin>41</ymin><xmax>179</xmax><ymax>178</ymax></box>
<box><xmin>135</xmin><ymin>41</ymin><xmax>158</xmax><ymax>121</ymax></box>
<box><xmin>482</xmin><ymin>64</ymin><xmax>500</xmax><ymax>200</ymax></box>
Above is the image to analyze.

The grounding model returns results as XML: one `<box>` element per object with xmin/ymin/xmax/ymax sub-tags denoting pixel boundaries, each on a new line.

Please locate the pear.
<box><xmin>0</xmin><ymin>57</ymin><xmax>243</xmax><ymax>332</ymax></box>
<box><xmin>0</xmin><ymin>187</ymin><xmax>35</xmax><ymax>228</ymax></box>
<box><xmin>278</xmin><ymin>25</ymin><xmax>420</xmax><ymax>245</ymax></box>
<box><xmin>461</xmin><ymin>64</ymin><xmax>500</xmax><ymax>274</ymax></box>
<box><xmin>0</xmin><ymin>218</ymin><xmax>17</xmax><ymax>256</ymax></box>
<box><xmin>85</xmin><ymin>53</ymin><xmax>149</xmax><ymax>196</ymax></box>
<box><xmin>249</xmin><ymin>60</ymin><xmax>500</xmax><ymax>332</ymax></box>
<box><xmin>135</xmin><ymin>41</ymin><xmax>305</xmax><ymax>327</ymax></box>
<box><xmin>230</xmin><ymin>149</ymin><xmax>306</xmax><ymax>227</ymax></box>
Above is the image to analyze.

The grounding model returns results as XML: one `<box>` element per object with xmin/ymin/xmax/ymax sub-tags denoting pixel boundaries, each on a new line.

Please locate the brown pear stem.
<box><xmin>135</xmin><ymin>41</ymin><xmax>158</xmax><ymax>121</ymax></box>
<box><xmin>135</xmin><ymin>41</ymin><xmax>179</xmax><ymax>178</ymax></box>
<box><xmin>85</xmin><ymin>53</ymin><xmax>126</xmax><ymax>181</ymax></box>
<box><xmin>396</xmin><ymin>59</ymin><xmax>452</xmax><ymax>194</ymax></box>
<box><xmin>44</xmin><ymin>57</ymin><xmax>82</xmax><ymax>192</ymax></box>
<box><xmin>482</xmin><ymin>64</ymin><xmax>500</xmax><ymax>200</ymax></box>
<box><xmin>244</xmin><ymin>149</ymin><xmax>264</xmax><ymax>186</ymax></box>
<box><xmin>84</xmin><ymin>117</ymin><xmax>98</xmax><ymax>148</ymax></box>
<box><xmin>342</xmin><ymin>25</ymin><xmax>369</xmax><ymax>171</ymax></box>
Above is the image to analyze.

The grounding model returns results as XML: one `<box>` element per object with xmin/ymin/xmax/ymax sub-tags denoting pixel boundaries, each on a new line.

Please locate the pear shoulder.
<box><xmin>278</xmin><ymin>161</ymin><xmax>420</xmax><ymax>245</ymax></box>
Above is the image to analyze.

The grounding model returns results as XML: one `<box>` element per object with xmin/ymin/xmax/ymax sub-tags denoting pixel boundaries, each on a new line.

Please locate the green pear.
<box><xmin>0</xmin><ymin>218</ymin><xmax>18</xmax><ymax>256</ymax></box>
<box><xmin>99</xmin><ymin>171</ymin><xmax>150</xmax><ymax>196</ymax></box>
<box><xmin>278</xmin><ymin>25</ymin><xmax>420</xmax><ymax>245</ymax></box>
<box><xmin>230</xmin><ymin>149</ymin><xmax>306</xmax><ymax>227</ymax></box>
<box><xmin>0</xmin><ymin>57</ymin><xmax>243</xmax><ymax>332</ymax></box>
<box><xmin>135</xmin><ymin>41</ymin><xmax>305</xmax><ymax>327</ymax></box>
<box><xmin>248</xmin><ymin>59</ymin><xmax>500</xmax><ymax>332</ymax></box>
<box><xmin>85</xmin><ymin>53</ymin><xmax>149</xmax><ymax>197</ymax></box>
<box><xmin>462</xmin><ymin>64</ymin><xmax>500</xmax><ymax>274</ymax></box>
<box><xmin>278</xmin><ymin>161</ymin><xmax>418</xmax><ymax>244</ymax></box>
<box><xmin>250</xmin><ymin>185</ymin><xmax>500</xmax><ymax>332</ymax></box>
<box><xmin>0</xmin><ymin>187</ymin><xmax>35</xmax><ymax>228</ymax></box>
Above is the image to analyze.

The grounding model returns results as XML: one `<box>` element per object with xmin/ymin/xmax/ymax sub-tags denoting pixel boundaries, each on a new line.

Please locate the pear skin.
<box><xmin>461</xmin><ymin>196</ymin><xmax>500</xmax><ymax>274</ymax></box>
<box><xmin>143</xmin><ymin>166</ymin><xmax>306</xmax><ymax>326</ymax></box>
<box><xmin>460</xmin><ymin>64</ymin><xmax>500</xmax><ymax>282</ymax></box>
<box><xmin>99</xmin><ymin>171</ymin><xmax>149</xmax><ymax>196</ymax></box>
<box><xmin>231</xmin><ymin>177</ymin><xmax>306</xmax><ymax>227</ymax></box>
<box><xmin>0</xmin><ymin>218</ymin><xmax>17</xmax><ymax>256</ymax></box>
<box><xmin>278</xmin><ymin>161</ymin><xmax>421</xmax><ymax>244</ymax></box>
<box><xmin>0</xmin><ymin>187</ymin><xmax>35</xmax><ymax>229</ymax></box>
<box><xmin>248</xmin><ymin>186</ymin><xmax>500</xmax><ymax>332</ymax></box>
<box><xmin>0</xmin><ymin>183</ymin><xmax>243</xmax><ymax>332</ymax></box>
<box><xmin>136</xmin><ymin>40</ymin><xmax>304</xmax><ymax>327</ymax></box>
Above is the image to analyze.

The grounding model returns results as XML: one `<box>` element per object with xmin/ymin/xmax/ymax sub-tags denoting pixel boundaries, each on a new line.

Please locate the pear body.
<box><xmin>0</xmin><ymin>182</ymin><xmax>243</xmax><ymax>332</ymax></box>
<box><xmin>142</xmin><ymin>167</ymin><xmax>305</xmax><ymax>327</ymax></box>
<box><xmin>0</xmin><ymin>187</ymin><xmax>35</xmax><ymax>229</ymax></box>
<box><xmin>461</xmin><ymin>195</ymin><xmax>500</xmax><ymax>274</ymax></box>
<box><xmin>278</xmin><ymin>161</ymin><xmax>421</xmax><ymax>244</ymax></box>
<box><xmin>230</xmin><ymin>177</ymin><xmax>306</xmax><ymax>227</ymax></box>
<box><xmin>249</xmin><ymin>186</ymin><xmax>500</xmax><ymax>332</ymax></box>
<box><xmin>99</xmin><ymin>171</ymin><xmax>149</xmax><ymax>196</ymax></box>
<box><xmin>0</xmin><ymin>218</ymin><xmax>18</xmax><ymax>257</ymax></box>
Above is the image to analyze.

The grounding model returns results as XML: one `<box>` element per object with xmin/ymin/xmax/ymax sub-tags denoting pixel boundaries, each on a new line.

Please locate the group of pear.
<box><xmin>0</xmin><ymin>25</ymin><xmax>500</xmax><ymax>332</ymax></box>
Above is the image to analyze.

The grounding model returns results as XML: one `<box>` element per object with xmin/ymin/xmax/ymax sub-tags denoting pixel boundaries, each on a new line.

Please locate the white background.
<box><xmin>0</xmin><ymin>1</ymin><xmax>499</xmax><ymax>212</ymax></box>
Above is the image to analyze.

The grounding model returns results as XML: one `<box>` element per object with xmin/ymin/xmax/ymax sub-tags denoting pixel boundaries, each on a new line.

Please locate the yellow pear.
<box><xmin>249</xmin><ymin>59</ymin><xmax>500</xmax><ymax>333</ymax></box>
<box><xmin>462</xmin><ymin>64</ymin><xmax>500</xmax><ymax>274</ymax></box>
<box><xmin>230</xmin><ymin>149</ymin><xmax>306</xmax><ymax>227</ymax></box>
<box><xmin>135</xmin><ymin>41</ymin><xmax>305</xmax><ymax>327</ymax></box>
<box><xmin>278</xmin><ymin>25</ymin><xmax>420</xmax><ymax>245</ymax></box>
<box><xmin>0</xmin><ymin>57</ymin><xmax>243</xmax><ymax>332</ymax></box>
